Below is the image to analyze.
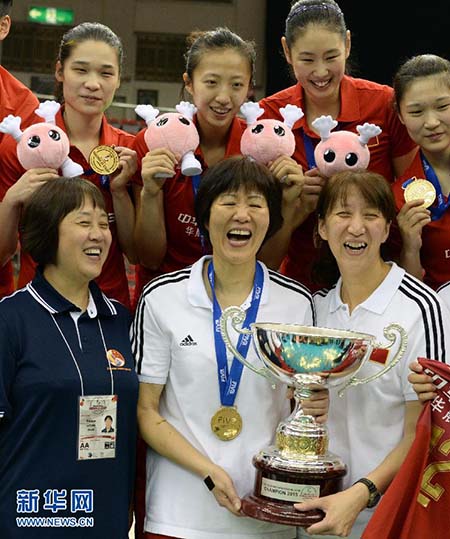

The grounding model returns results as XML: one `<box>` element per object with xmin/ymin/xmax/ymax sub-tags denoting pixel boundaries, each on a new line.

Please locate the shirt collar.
<box><xmin>187</xmin><ymin>255</ymin><xmax>270</xmax><ymax>309</ymax></box>
<box><xmin>329</xmin><ymin>262</ymin><xmax>404</xmax><ymax>315</ymax></box>
<box><xmin>27</xmin><ymin>268</ymin><xmax>117</xmax><ymax>317</ymax></box>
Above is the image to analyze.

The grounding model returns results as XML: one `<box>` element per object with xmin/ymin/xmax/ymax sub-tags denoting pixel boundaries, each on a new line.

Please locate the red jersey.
<box><xmin>132</xmin><ymin>115</ymin><xmax>246</xmax><ymax>302</ymax></box>
<box><xmin>392</xmin><ymin>150</ymin><xmax>450</xmax><ymax>291</ymax></box>
<box><xmin>259</xmin><ymin>76</ymin><xmax>417</xmax><ymax>290</ymax></box>
<box><xmin>0</xmin><ymin>66</ymin><xmax>40</xmax><ymax>298</ymax></box>
<box><xmin>0</xmin><ymin>109</ymin><xmax>136</xmax><ymax>308</ymax></box>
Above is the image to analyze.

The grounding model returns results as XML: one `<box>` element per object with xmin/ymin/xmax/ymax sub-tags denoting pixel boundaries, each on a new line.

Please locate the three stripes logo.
<box><xmin>180</xmin><ymin>334</ymin><xmax>197</xmax><ymax>346</ymax></box>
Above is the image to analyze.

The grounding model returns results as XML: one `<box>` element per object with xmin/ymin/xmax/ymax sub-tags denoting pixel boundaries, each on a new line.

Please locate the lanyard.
<box><xmin>302</xmin><ymin>130</ymin><xmax>317</xmax><ymax>170</ymax></box>
<box><xmin>191</xmin><ymin>173</ymin><xmax>207</xmax><ymax>253</ymax></box>
<box><xmin>420</xmin><ymin>152</ymin><xmax>450</xmax><ymax>220</ymax></box>
<box><xmin>51</xmin><ymin>315</ymin><xmax>114</xmax><ymax>396</ymax></box>
<box><xmin>208</xmin><ymin>260</ymin><xmax>264</xmax><ymax>406</ymax></box>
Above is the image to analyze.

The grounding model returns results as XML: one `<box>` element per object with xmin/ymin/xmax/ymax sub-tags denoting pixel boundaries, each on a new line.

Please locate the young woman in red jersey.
<box><xmin>391</xmin><ymin>54</ymin><xmax>450</xmax><ymax>292</ymax></box>
<box><xmin>258</xmin><ymin>0</ymin><xmax>417</xmax><ymax>291</ymax></box>
<box><xmin>132</xmin><ymin>27</ymin><xmax>304</xmax><ymax>306</ymax></box>
<box><xmin>0</xmin><ymin>22</ymin><xmax>137</xmax><ymax>308</ymax></box>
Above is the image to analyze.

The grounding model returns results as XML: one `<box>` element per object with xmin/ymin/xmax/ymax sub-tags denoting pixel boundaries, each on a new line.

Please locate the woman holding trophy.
<box><xmin>132</xmin><ymin>155</ymin><xmax>325</xmax><ymax>539</ymax></box>
<box><xmin>295</xmin><ymin>170</ymin><xmax>450</xmax><ymax>538</ymax></box>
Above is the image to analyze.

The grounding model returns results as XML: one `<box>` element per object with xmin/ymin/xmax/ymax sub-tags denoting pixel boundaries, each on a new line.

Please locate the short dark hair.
<box><xmin>0</xmin><ymin>1</ymin><xmax>12</xmax><ymax>18</ymax></box>
<box><xmin>195</xmin><ymin>156</ymin><xmax>283</xmax><ymax>247</ymax></box>
<box><xmin>313</xmin><ymin>170</ymin><xmax>396</xmax><ymax>287</ymax></box>
<box><xmin>104</xmin><ymin>415</ymin><xmax>113</xmax><ymax>422</ymax></box>
<box><xmin>21</xmin><ymin>177</ymin><xmax>106</xmax><ymax>267</ymax></box>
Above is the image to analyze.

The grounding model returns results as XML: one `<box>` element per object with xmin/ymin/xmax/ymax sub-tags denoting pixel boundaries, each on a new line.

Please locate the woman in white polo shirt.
<box><xmin>295</xmin><ymin>170</ymin><xmax>450</xmax><ymax>539</ymax></box>
<box><xmin>132</xmin><ymin>156</ymin><xmax>320</xmax><ymax>539</ymax></box>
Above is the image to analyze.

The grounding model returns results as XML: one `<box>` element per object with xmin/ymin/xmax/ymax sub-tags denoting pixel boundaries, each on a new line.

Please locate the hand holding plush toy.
<box><xmin>311</xmin><ymin>115</ymin><xmax>382</xmax><ymax>177</ymax></box>
<box><xmin>0</xmin><ymin>100</ymin><xmax>83</xmax><ymax>177</ymax></box>
<box><xmin>135</xmin><ymin>101</ymin><xmax>202</xmax><ymax>177</ymax></box>
<box><xmin>240</xmin><ymin>102</ymin><xmax>304</xmax><ymax>165</ymax></box>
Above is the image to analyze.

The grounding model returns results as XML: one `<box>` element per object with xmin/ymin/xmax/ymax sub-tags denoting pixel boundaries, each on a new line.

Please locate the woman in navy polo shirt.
<box><xmin>0</xmin><ymin>177</ymin><xmax>138</xmax><ymax>538</ymax></box>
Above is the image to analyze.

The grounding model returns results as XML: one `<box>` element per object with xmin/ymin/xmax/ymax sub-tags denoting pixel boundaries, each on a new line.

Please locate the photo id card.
<box><xmin>78</xmin><ymin>395</ymin><xmax>118</xmax><ymax>460</ymax></box>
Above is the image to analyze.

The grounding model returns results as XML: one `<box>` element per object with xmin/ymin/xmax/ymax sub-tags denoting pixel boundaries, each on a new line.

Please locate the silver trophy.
<box><xmin>220</xmin><ymin>306</ymin><xmax>407</xmax><ymax>526</ymax></box>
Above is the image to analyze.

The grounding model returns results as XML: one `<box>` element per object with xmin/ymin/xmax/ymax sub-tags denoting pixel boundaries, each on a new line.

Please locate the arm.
<box><xmin>134</xmin><ymin>148</ymin><xmax>176</xmax><ymax>269</ymax></box>
<box><xmin>294</xmin><ymin>400</ymin><xmax>421</xmax><ymax>537</ymax></box>
<box><xmin>0</xmin><ymin>168</ymin><xmax>59</xmax><ymax>265</ymax></box>
<box><xmin>137</xmin><ymin>382</ymin><xmax>241</xmax><ymax>515</ymax></box>
<box><xmin>397</xmin><ymin>199</ymin><xmax>430</xmax><ymax>281</ymax></box>
<box><xmin>109</xmin><ymin>146</ymin><xmax>138</xmax><ymax>264</ymax></box>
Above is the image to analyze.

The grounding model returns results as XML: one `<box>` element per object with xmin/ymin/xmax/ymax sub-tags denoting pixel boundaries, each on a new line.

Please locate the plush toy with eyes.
<box><xmin>312</xmin><ymin>115</ymin><xmax>382</xmax><ymax>178</ymax></box>
<box><xmin>240</xmin><ymin>101</ymin><xmax>304</xmax><ymax>165</ymax></box>
<box><xmin>135</xmin><ymin>101</ymin><xmax>202</xmax><ymax>177</ymax></box>
<box><xmin>0</xmin><ymin>100</ymin><xmax>83</xmax><ymax>177</ymax></box>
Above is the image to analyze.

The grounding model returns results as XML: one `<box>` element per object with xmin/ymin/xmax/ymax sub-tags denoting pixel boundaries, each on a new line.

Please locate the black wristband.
<box><xmin>204</xmin><ymin>475</ymin><xmax>215</xmax><ymax>491</ymax></box>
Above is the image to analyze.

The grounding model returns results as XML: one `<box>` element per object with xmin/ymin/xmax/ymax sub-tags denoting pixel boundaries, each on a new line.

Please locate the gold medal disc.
<box><xmin>404</xmin><ymin>178</ymin><xmax>436</xmax><ymax>208</ymax></box>
<box><xmin>89</xmin><ymin>145</ymin><xmax>119</xmax><ymax>175</ymax></box>
<box><xmin>210</xmin><ymin>406</ymin><xmax>242</xmax><ymax>441</ymax></box>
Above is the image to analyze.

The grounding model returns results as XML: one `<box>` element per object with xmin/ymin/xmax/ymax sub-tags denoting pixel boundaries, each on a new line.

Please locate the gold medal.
<box><xmin>89</xmin><ymin>145</ymin><xmax>119</xmax><ymax>175</ymax></box>
<box><xmin>404</xmin><ymin>178</ymin><xmax>436</xmax><ymax>208</ymax></box>
<box><xmin>210</xmin><ymin>406</ymin><xmax>242</xmax><ymax>441</ymax></box>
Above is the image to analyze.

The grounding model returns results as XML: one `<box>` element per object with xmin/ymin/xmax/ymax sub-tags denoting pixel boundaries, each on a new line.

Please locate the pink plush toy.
<box><xmin>240</xmin><ymin>101</ymin><xmax>304</xmax><ymax>165</ymax></box>
<box><xmin>0</xmin><ymin>100</ymin><xmax>83</xmax><ymax>177</ymax></box>
<box><xmin>135</xmin><ymin>101</ymin><xmax>202</xmax><ymax>177</ymax></box>
<box><xmin>312</xmin><ymin>115</ymin><xmax>382</xmax><ymax>177</ymax></box>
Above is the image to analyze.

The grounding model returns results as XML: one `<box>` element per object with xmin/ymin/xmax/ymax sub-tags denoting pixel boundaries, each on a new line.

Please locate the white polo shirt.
<box><xmin>310</xmin><ymin>262</ymin><xmax>450</xmax><ymax>537</ymax></box>
<box><xmin>132</xmin><ymin>256</ymin><xmax>314</xmax><ymax>539</ymax></box>
<box><xmin>437</xmin><ymin>281</ymin><xmax>450</xmax><ymax>312</ymax></box>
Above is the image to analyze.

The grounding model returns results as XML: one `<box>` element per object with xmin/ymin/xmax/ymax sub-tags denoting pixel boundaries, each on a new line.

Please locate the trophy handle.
<box><xmin>220</xmin><ymin>306</ymin><xmax>270</xmax><ymax>378</ymax></box>
<box><xmin>338</xmin><ymin>323</ymin><xmax>407</xmax><ymax>397</ymax></box>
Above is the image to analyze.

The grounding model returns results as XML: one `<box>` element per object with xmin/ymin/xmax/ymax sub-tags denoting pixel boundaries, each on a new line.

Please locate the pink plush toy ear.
<box><xmin>17</xmin><ymin>123</ymin><xmax>70</xmax><ymax>170</ymax></box>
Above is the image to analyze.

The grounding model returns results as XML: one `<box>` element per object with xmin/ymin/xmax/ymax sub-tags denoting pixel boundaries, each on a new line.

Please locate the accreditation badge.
<box><xmin>78</xmin><ymin>395</ymin><xmax>118</xmax><ymax>460</ymax></box>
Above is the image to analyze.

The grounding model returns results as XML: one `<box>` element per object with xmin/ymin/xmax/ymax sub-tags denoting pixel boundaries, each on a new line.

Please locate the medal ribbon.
<box><xmin>208</xmin><ymin>260</ymin><xmax>264</xmax><ymax>407</ymax></box>
<box><xmin>191</xmin><ymin>173</ymin><xmax>207</xmax><ymax>253</ymax></box>
<box><xmin>420</xmin><ymin>152</ymin><xmax>450</xmax><ymax>220</ymax></box>
<box><xmin>302</xmin><ymin>130</ymin><xmax>317</xmax><ymax>170</ymax></box>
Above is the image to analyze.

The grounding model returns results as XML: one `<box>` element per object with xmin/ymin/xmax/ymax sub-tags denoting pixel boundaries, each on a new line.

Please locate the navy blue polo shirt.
<box><xmin>0</xmin><ymin>271</ymin><xmax>138</xmax><ymax>538</ymax></box>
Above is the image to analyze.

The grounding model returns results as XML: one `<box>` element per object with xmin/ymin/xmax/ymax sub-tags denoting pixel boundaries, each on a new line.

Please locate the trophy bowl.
<box><xmin>220</xmin><ymin>307</ymin><xmax>406</xmax><ymax>527</ymax></box>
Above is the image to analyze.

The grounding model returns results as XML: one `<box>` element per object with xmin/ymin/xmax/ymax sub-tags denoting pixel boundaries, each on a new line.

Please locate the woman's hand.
<box><xmin>294</xmin><ymin>483</ymin><xmax>368</xmax><ymax>537</ymax></box>
<box><xmin>110</xmin><ymin>146</ymin><xmax>138</xmax><ymax>192</ymax></box>
<box><xmin>299</xmin><ymin>168</ymin><xmax>327</xmax><ymax>216</ymax></box>
<box><xmin>3</xmin><ymin>168</ymin><xmax>59</xmax><ymax>208</ymax></box>
<box><xmin>204</xmin><ymin>465</ymin><xmax>242</xmax><ymax>516</ymax></box>
<box><xmin>269</xmin><ymin>155</ymin><xmax>305</xmax><ymax>205</ymax></box>
<box><xmin>408</xmin><ymin>361</ymin><xmax>437</xmax><ymax>402</ymax></box>
<box><xmin>397</xmin><ymin>199</ymin><xmax>431</xmax><ymax>253</ymax></box>
<box><xmin>140</xmin><ymin>148</ymin><xmax>178</xmax><ymax>197</ymax></box>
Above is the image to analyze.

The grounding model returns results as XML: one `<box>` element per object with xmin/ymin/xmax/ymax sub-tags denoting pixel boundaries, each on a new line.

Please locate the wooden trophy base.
<box><xmin>240</xmin><ymin>451</ymin><xmax>346</xmax><ymax>527</ymax></box>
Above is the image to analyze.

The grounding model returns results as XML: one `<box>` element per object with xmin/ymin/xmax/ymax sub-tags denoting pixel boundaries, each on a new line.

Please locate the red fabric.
<box><xmin>132</xmin><ymin>115</ymin><xmax>246</xmax><ymax>306</ymax></box>
<box><xmin>391</xmin><ymin>151</ymin><xmax>450</xmax><ymax>291</ymax></box>
<box><xmin>259</xmin><ymin>76</ymin><xmax>417</xmax><ymax>291</ymax></box>
<box><xmin>362</xmin><ymin>358</ymin><xmax>450</xmax><ymax>539</ymax></box>
<box><xmin>0</xmin><ymin>66</ymin><xmax>40</xmax><ymax>298</ymax></box>
<box><xmin>0</xmin><ymin>108</ymin><xmax>136</xmax><ymax>308</ymax></box>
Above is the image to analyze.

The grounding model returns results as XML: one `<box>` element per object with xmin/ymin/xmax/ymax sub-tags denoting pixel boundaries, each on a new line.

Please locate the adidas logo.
<box><xmin>179</xmin><ymin>334</ymin><xmax>197</xmax><ymax>346</ymax></box>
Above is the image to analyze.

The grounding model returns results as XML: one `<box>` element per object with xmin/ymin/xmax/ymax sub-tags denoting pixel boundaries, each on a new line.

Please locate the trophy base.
<box><xmin>240</xmin><ymin>446</ymin><xmax>346</xmax><ymax>527</ymax></box>
<box><xmin>241</xmin><ymin>494</ymin><xmax>325</xmax><ymax>527</ymax></box>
